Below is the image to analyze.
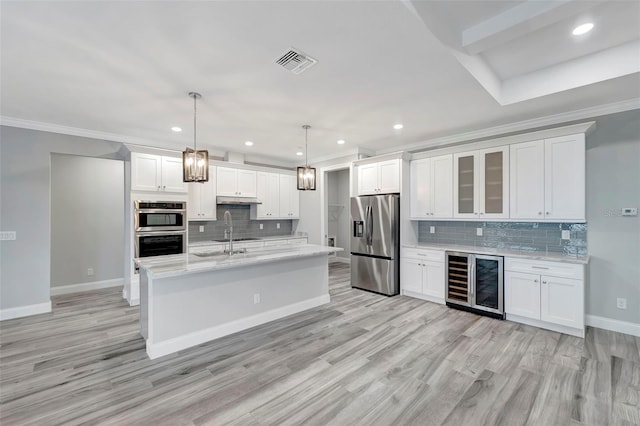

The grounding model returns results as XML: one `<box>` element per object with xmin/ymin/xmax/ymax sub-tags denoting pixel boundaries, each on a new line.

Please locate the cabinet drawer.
<box><xmin>505</xmin><ymin>257</ymin><xmax>583</xmax><ymax>280</ymax></box>
<box><xmin>402</xmin><ymin>248</ymin><xmax>445</xmax><ymax>262</ymax></box>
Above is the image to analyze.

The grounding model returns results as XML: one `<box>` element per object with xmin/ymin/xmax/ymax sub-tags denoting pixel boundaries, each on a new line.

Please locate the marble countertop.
<box><xmin>137</xmin><ymin>244</ymin><xmax>342</xmax><ymax>279</ymax></box>
<box><xmin>189</xmin><ymin>235</ymin><xmax>307</xmax><ymax>248</ymax></box>
<box><xmin>403</xmin><ymin>243</ymin><xmax>589</xmax><ymax>264</ymax></box>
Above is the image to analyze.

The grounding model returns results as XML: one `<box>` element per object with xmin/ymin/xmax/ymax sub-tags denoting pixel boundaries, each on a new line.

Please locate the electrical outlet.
<box><xmin>87</xmin><ymin>267</ymin><xmax>94</xmax><ymax>276</ymax></box>
<box><xmin>260</xmin><ymin>223</ymin><xmax>264</xmax><ymax>230</ymax></box>
<box><xmin>253</xmin><ymin>293</ymin><xmax>261</xmax><ymax>304</ymax></box>
<box><xmin>0</xmin><ymin>231</ymin><xmax>16</xmax><ymax>240</ymax></box>
<box><xmin>561</xmin><ymin>230</ymin><xmax>570</xmax><ymax>240</ymax></box>
<box><xmin>199</xmin><ymin>225</ymin><xmax>205</xmax><ymax>233</ymax></box>
<box><xmin>430</xmin><ymin>226</ymin><xmax>435</xmax><ymax>234</ymax></box>
<box><xmin>277</xmin><ymin>223</ymin><xmax>280</xmax><ymax>229</ymax></box>
<box><xmin>476</xmin><ymin>227</ymin><xmax>483</xmax><ymax>236</ymax></box>
<box><xmin>617</xmin><ymin>298</ymin><xmax>627</xmax><ymax>310</ymax></box>
<box><xmin>622</xmin><ymin>207</ymin><xmax>638</xmax><ymax>216</ymax></box>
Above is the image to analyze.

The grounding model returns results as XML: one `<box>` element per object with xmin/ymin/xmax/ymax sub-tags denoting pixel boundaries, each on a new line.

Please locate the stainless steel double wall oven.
<box><xmin>134</xmin><ymin>201</ymin><xmax>187</xmax><ymax>258</ymax></box>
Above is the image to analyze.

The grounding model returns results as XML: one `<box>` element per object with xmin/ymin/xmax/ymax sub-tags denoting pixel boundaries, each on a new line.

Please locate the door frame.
<box><xmin>319</xmin><ymin>162</ymin><xmax>351</xmax><ymax>260</ymax></box>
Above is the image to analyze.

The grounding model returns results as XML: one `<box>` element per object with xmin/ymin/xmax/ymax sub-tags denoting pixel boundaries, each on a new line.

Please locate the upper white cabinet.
<box><xmin>410</xmin><ymin>155</ymin><xmax>453</xmax><ymax>219</ymax></box>
<box><xmin>216</xmin><ymin>167</ymin><xmax>257</xmax><ymax>197</ymax></box>
<box><xmin>279</xmin><ymin>174</ymin><xmax>300</xmax><ymax>218</ymax></box>
<box><xmin>251</xmin><ymin>172</ymin><xmax>280</xmax><ymax>219</ymax></box>
<box><xmin>188</xmin><ymin>165</ymin><xmax>216</xmax><ymax>220</ymax></box>
<box><xmin>357</xmin><ymin>159</ymin><xmax>400</xmax><ymax>195</ymax></box>
<box><xmin>453</xmin><ymin>146</ymin><xmax>509</xmax><ymax>219</ymax></box>
<box><xmin>131</xmin><ymin>153</ymin><xmax>188</xmax><ymax>193</ymax></box>
<box><xmin>510</xmin><ymin>134</ymin><xmax>585</xmax><ymax>221</ymax></box>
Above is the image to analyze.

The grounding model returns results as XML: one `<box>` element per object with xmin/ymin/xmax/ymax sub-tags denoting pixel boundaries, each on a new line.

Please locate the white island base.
<box><xmin>139</xmin><ymin>248</ymin><xmax>334</xmax><ymax>359</ymax></box>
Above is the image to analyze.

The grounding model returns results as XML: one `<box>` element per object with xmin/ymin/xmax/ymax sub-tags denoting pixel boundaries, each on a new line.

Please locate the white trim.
<box><xmin>378</xmin><ymin>99</ymin><xmax>640</xmax><ymax>156</ymax></box>
<box><xmin>320</xmin><ymin>162</ymin><xmax>352</xmax><ymax>252</ymax></box>
<box><xmin>129</xmin><ymin>298</ymin><xmax>140</xmax><ymax>307</ymax></box>
<box><xmin>50</xmin><ymin>278</ymin><xmax>123</xmax><ymax>296</ymax></box>
<box><xmin>586</xmin><ymin>315</ymin><xmax>640</xmax><ymax>337</ymax></box>
<box><xmin>0</xmin><ymin>301</ymin><xmax>52</xmax><ymax>321</ymax></box>
<box><xmin>506</xmin><ymin>313</ymin><xmax>584</xmax><ymax>338</ymax></box>
<box><xmin>146</xmin><ymin>294</ymin><xmax>330</xmax><ymax>359</ymax></box>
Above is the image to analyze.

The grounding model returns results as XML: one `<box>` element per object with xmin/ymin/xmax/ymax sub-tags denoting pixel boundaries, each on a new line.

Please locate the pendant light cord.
<box><xmin>193</xmin><ymin>94</ymin><xmax>197</xmax><ymax>151</ymax></box>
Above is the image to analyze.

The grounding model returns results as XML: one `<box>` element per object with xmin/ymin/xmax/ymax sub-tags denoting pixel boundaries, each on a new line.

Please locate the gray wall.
<box><xmin>188</xmin><ymin>205</ymin><xmax>293</xmax><ymax>243</ymax></box>
<box><xmin>50</xmin><ymin>154</ymin><xmax>124</xmax><ymax>287</ymax></box>
<box><xmin>327</xmin><ymin>169</ymin><xmax>350</xmax><ymax>259</ymax></box>
<box><xmin>0</xmin><ymin>126</ymin><xmax>124</xmax><ymax>310</ymax></box>
<box><xmin>585</xmin><ymin>110</ymin><xmax>640</xmax><ymax>325</ymax></box>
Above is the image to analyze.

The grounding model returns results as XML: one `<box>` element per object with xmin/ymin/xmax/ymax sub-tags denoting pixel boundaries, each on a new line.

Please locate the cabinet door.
<box><xmin>199</xmin><ymin>166</ymin><xmax>217</xmax><ymax>220</ymax></box>
<box><xmin>453</xmin><ymin>152</ymin><xmax>478</xmax><ymax>218</ymax></box>
<box><xmin>267</xmin><ymin>173</ymin><xmax>281</xmax><ymax>217</ymax></box>
<box><xmin>544</xmin><ymin>134</ymin><xmax>585</xmax><ymax>221</ymax></box>
<box><xmin>161</xmin><ymin>156</ymin><xmax>188</xmax><ymax>193</ymax></box>
<box><xmin>505</xmin><ymin>271</ymin><xmax>540</xmax><ymax>320</ymax></box>
<box><xmin>357</xmin><ymin>163</ymin><xmax>379</xmax><ymax>195</ymax></box>
<box><xmin>236</xmin><ymin>169</ymin><xmax>257</xmax><ymax>197</ymax></box>
<box><xmin>187</xmin><ymin>183</ymin><xmax>202</xmax><ymax>220</ymax></box>
<box><xmin>410</xmin><ymin>159</ymin><xmax>431</xmax><ymax>218</ymax></box>
<box><xmin>401</xmin><ymin>258</ymin><xmax>423</xmax><ymax>293</ymax></box>
<box><xmin>279</xmin><ymin>174</ymin><xmax>292</xmax><ymax>218</ymax></box>
<box><xmin>377</xmin><ymin>159</ymin><xmax>400</xmax><ymax>193</ymax></box>
<box><xmin>216</xmin><ymin>167</ymin><xmax>237</xmax><ymax>196</ymax></box>
<box><xmin>289</xmin><ymin>176</ymin><xmax>300</xmax><ymax>218</ymax></box>
<box><xmin>431</xmin><ymin>155</ymin><xmax>453</xmax><ymax>218</ymax></box>
<box><xmin>479</xmin><ymin>146</ymin><xmax>509</xmax><ymax>219</ymax></box>
<box><xmin>541</xmin><ymin>275</ymin><xmax>583</xmax><ymax>328</ymax></box>
<box><xmin>423</xmin><ymin>261</ymin><xmax>445</xmax><ymax>299</ymax></box>
<box><xmin>254</xmin><ymin>172</ymin><xmax>269</xmax><ymax>218</ymax></box>
<box><xmin>510</xmin><ymin>141</ymin><xmax>545</xmax><ymax>219</ymax></box>
<box><xmin>131</xmin><ymin>153</ymin><xmax>161</xmax><ymax>192</ymax></box>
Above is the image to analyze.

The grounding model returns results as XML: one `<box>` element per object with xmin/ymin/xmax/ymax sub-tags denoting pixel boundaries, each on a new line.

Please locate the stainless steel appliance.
<box><xmin>350</xmin><ymin>194</ymin><xmax>400</xmax><ymax>296</ymax></box>
<box><xmin>446</xmin><ymin>251</ymin><xmax>504</xmax><ymax>319</ymax></box>
<box><xmin>134</xmin><ymin>201</ymin><xmax>187</xmax><ymax>260</ymax></box>
<box><xmin>134</xmin><ymin>201</ymin><xmax>186</xmax><ymax>232</ymax></box>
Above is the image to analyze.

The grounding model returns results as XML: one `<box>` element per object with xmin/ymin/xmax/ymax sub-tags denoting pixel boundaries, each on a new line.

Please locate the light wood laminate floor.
<box><xmin>1</xmin><ymin>263</ymin><xmax>639</xmax><ymax>425</ymax></box>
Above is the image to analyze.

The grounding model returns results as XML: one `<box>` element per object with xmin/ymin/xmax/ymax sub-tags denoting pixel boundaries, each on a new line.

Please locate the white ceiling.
<box><xmin>1</xmin><ymin>1</ymin><xmax>639</xmax><ymax>165</ymax></box>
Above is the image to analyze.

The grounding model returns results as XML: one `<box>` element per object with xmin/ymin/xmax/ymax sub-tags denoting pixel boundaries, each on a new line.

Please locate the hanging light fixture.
<box><xmin>182</xmin><ymin>92</ymin><xmax>209</xmax><ymax>183</ymax></box>
<box><xmin>297</xmin><ymin>124</ymin><xmax>316</xmax><ymax>190</ymax></box>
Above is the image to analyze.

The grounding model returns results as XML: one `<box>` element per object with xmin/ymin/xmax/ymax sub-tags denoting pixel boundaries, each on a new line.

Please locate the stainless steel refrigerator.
<box><xmin>350</xmin><ymin>194</ymin><xmax>400</xmax><ymax>296</ymax></box>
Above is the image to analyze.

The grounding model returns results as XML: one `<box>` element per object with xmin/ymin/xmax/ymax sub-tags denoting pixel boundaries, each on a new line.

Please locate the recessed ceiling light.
<box><xmin>296</xmin><ymin>151</ymin><xmax>304</xmax><ymax>156</ymax></box>
<box><xmin>393</xmin><ymin>123</ymin><xmax>404</xmax><ymax>130</ymax></box>
<box><xmin>171</xmin><ymin>126</ymin><xmax>182</xmax><ymax>132</ymax></box>
<box><xmin>337</xmin><ymin>139</ymin><xmax>345</xmax><ymax>145</ymax></box>
<box><xmin>245</xmin><ymin>141</ymin><xmax>254</xmax><ymax>146</ymax></box>
<box><xmin>572</xmin><ymin>23</ymin><xmax>594</xmax><ymax>36</ymax></box>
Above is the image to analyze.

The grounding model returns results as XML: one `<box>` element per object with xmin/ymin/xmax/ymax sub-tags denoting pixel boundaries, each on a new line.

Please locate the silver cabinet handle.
<box><xmin>157</xmin><ymin>186</ymin><xmax>161</xmax><ymax>190</ymax></box>
<box><xmin>546</xmin><ymin>211</ymin><xmax>550</xmax><ymax>215</ymax></box>
<box><xmin>531</xmin><ymin>266</ymin><xmax>549</xmax><ymax>270</ymax></box>
<box><xmin>542</xmin><ymin>281</ymin><xmax>547</xmax><ymax>284</ymax></box>
<box><xmin>538</xmin><ymin>212</ymin><xmax>542</xmax><ymax>215</ymax></box>
<box><xmin>479</xmin><ymin>212</ymin><xmax>484</xmax><ymax>215</ymax></box>
<box><xmin>534</xmin><ymin>279</ymin><xmax>538</xmax><ymax>283</ymax></box>
<box><xmin>163</xmin><ymin>186</ymin><xmax>166</xmax><ymax>190</ymax></box>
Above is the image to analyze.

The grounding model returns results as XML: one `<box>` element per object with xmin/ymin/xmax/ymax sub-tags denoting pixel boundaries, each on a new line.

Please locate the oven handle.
<box><xmin>135</xmin><ymin>209</ymin><xmax>186</xmax><ymax>213</ymax></box>
<box><xmin>135</xmin><ymin>230</ymin><xmax>187</xmax><ymax>237</ymax></box>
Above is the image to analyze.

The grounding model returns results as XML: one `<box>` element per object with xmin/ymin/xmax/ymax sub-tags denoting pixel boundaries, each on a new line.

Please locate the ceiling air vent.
<box><xmin>275</xmin><ymin>48</ymin><xmax>318</xmax><ymax>74</ymax></box>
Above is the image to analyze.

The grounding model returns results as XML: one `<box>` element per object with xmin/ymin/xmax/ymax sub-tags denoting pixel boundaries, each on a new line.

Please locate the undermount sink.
<box><xmin>212</xmin><ymin>237</ymin><xmax>261</xmax><ymax>242</ymax></box>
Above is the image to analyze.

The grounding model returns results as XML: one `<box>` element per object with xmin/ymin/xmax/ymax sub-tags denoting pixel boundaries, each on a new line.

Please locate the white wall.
<box><xmin>327</xmin><ymin>169</ymin><xmax>350</xmax><ymax>259</ymax></box>
<box><xmin>0</xmin><ymin>126</ymin><xmax>125</xmax><ymax>312</ymax></box>
<box><xmin>50</xmin><ymin>154</ymin><xmax>124</xmax><ymax>287</ymax></box>
<box><xmin>585</xmin><ymin>110</ymin><xmax>640</xmax><ymax>325</ymax></box>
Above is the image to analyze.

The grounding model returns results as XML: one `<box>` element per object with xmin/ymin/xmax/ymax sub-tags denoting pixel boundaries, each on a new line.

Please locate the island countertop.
<box><xmin>136</xmin><ymin>244</ymin><xmax>342</xmax><ymax>279</ymax></box>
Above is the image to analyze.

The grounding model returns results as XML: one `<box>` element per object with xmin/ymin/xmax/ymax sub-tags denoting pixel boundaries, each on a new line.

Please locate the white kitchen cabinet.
<box><xmin>410</xmin><ymin>155</ymin><xmax>453</xmax><ymax>219</ymax></box>
<box><xmin>216</xmin><ymin>167</ymin><xmax>257</xmax><ymax>197</ymax></box>
<box><xmin>278</xmin><ymin>174</ymin><xmax>300</xmax><ymax>218</ymax></box>
<box><xmin>131</xmin><ymin>153</ymin><xmax>188</xmax><ymax>193</ymax></box>
<box><xmin>510</xmin><ymin>134</ymin><xmax>585</xmax><ymax>221</ymax></box>
<box><xmin>401</xmin><ymin>248</ymin><xmax>445</xmax><ymax>303</ymax></box>
<box><xmin>357</xmin><ymin>159</ymin><xmax>400</xmax><ymax>195</ymax></box>
<box><xmin>251</xmin><ymin>172</ymin><xmax>280</xmax><ymax>219</ymax></box>
<box><xmin>453</xmin><ymin>146</ymin><xmax>509</xmax><ymax>219</ymax></box>
<box><xmin>505</xmin><ymin>257</ymin><xmax>584</xmax><ymax>337</ymax></box>
<box><xmin>188</xmin><ymin>165</ymin><xmax>216</xmax><ymax>220</ymax></box>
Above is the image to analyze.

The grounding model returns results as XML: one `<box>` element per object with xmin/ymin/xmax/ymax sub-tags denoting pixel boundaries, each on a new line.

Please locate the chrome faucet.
<box><xmin>223</xmin><ymin>210</ymin><xmax>234</xmax><ymax>255</ymax></box>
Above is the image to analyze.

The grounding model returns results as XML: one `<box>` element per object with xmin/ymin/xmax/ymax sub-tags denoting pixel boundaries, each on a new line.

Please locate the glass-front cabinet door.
<box><xmin>453</xmin><ymin>153</ymin><xmax>477</xmax><ymax>219</ymax></box>
<box><xmin>480</xmin><ymin>146</ymin><xmax>509</xmax><ymax>219</ymax></box>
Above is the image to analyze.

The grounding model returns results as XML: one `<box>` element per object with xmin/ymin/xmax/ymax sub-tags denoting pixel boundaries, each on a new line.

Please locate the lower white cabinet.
<box><xmin>505</xmin><ymin>257</ymin><xmax>584</xmax><ymax>337</ymax></box>
<box><xmin>401</xmin><ymin>248</ymin><xmax>445</xmax><ymax>303</ymax></box>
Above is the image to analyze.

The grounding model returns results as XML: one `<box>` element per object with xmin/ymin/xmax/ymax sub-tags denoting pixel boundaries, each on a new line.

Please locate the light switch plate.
<box><xmin>476</xmin><ymin>228</ymin><xmax>483</xmax><ymax>236</ymax></box>
<box><xmin>277</xmin><ymin>223</ymin><xmax>280</xmax><ymax>229</ymax></box>
<box><xmin>561</xmin><ymin>230</ymin><xmax>570</xmax><ymax>240</ymax></box>
<box><xmin>260</xmin><ymin>223</ymin><xmax>264</xmax><ymax>230</ymax></box>
<box><xmin>199</xmin><ymin>225</ymin><xmax>204</xmax><ymax>233</ymax></box>
<box><xmin>430</xmin><ymin>226</ymin><xmax>435</xmax><ymax>234</ymax></box>
<box><xmin>0</xmin><ymin>231</ymin><xmax>16</xmax><ymax>240</ymax></box>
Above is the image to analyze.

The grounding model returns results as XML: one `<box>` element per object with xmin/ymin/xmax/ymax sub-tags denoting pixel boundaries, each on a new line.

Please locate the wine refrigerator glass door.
<box><xmin>473</xmin><ymin>255</ymin><xmax>504</xmax><ymax>314</ymax></box>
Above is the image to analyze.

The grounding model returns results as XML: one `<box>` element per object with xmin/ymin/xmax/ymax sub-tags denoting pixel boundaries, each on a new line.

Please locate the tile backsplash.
<box><xmin>417</xmin><ymin>221</ymin><xmax>587</xmax><ymax>255</ymax></box>
<box><xmin>188</xmin><ymin>205</ymin><xmax>294</xmax><ymax>243</ymax></box>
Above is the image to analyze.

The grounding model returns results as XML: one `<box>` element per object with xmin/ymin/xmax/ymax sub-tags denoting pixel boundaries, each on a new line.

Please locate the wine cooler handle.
<box><xmin>469</xmin><ymin>260</ymin><xmax>475</xmax><ymax>302</ymax></box>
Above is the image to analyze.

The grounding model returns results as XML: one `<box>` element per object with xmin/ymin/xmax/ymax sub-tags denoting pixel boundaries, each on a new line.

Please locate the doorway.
<box><xmin>325</xmin><ymin>168</ymin><xmax>350</xmax><ymax>263</ymax></box>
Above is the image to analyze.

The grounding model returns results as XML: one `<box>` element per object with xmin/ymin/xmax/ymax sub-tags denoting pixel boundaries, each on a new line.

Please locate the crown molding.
<box><xmin>306</xmin><ymin>147</ymin><xmax>375</xmax><ymax>165</ymax></box>
<box><xmin>375</xmin><ymin>98</ymin><xmax>640</xmax><ymax>155</ymax></box>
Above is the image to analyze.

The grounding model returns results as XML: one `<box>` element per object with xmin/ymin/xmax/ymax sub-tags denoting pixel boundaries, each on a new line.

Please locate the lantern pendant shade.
<box><xmin>297</xmin><ymin>124</ymin><xmax>316</xmax><ymax>190</ymax></box>
<box><xmin>183</xmin><ymin>91</ymin><xmax>209</xmax><ymax>183</ymax></box>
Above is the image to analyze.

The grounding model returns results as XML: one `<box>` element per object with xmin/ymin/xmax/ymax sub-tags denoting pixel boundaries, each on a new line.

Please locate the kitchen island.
<box><xmin>137</xmin><ymin>244</ymin><xmax>341</xmax><ymax>359</ymax></box>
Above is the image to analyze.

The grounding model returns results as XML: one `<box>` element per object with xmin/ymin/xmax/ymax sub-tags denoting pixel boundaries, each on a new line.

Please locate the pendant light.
<box><xmin>182</xmin><ymin>92</ymin><xmax>209</xmax><ymax>183</ymax></box>
<box><xmin>297</xmin><ymin>124</ymin><xmax>316</xmax><ymax>190</ymax></box>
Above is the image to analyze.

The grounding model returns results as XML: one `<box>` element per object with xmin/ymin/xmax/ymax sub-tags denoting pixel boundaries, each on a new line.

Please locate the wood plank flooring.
<box><xmin>1</xmin><ymin>263</ymin><xmax>639</xmax><ymax>425</ymax></box>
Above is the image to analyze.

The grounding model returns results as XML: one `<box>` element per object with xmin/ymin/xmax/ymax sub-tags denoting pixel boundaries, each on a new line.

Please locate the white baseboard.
<box><xmin>330</xmin><ymin>257</ymin><xmax>350</xmax><ymax>264</ymax></box>
<box><xmin>506</xmin><ymin>314</ymin><xmax>584</xmax><ymax>338</ymax></box>
<box><xmin>129</xmin><ymin>298</ymin><xmax>140</xmax><ymax>307</ymax></box>
<box><xmin>147</xmin><ymin>294</ymin><xmax>330</xmax><ymax>359</ymax></box>
<box><xmin>0</xmin><ymin>301</ymin><xmax>52</xmax><ymax>321</ymax></box>
<box><xmin>50</xmin><ymin>278</ymin><xmax>123</xmax><ymax>296</ymax></box>
<box><xmin>402</xmin><ymin>290</ymin><xmax>445</xmax><ymax>305</ymax></box>
<box><xmin>586</xmin><ymin>315</ymin><xmax>640</xmax><ymax>337</ymax></box>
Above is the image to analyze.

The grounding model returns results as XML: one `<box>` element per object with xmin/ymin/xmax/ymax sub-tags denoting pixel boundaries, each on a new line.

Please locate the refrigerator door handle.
<box><xmin>366</xmin><ymin>205</ymin><xmax>373</xmax><ymax>246</ymax></box>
